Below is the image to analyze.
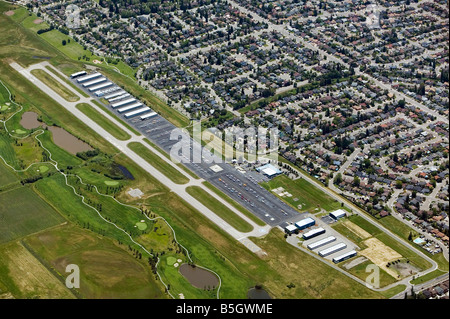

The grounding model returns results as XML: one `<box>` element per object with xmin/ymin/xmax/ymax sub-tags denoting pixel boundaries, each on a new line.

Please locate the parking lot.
<box><xmin>71</xmin><ymin>73</ymin><xmax>302</xmax><ymax>226</ymax></box>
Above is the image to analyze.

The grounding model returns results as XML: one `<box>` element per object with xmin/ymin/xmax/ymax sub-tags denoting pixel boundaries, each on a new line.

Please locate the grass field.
<box><xmin>186</xmin><ymin>186</ymin><xmax>254</xmax><ymax>233</ymax></box>
<box><xmin>0</xmin><ymin>161</ymin><xmax>17</xmax><ymax>187</ymax></box>
<box><xmin>0</xmin><ymin>186</ymin><xmax>65</xmax><ymax>244</ymax></box>
<box><xmin>261</xmin><ymin>174</ymin><xmax>343</xmax><ymax>213</ymax></box>
<box><xmin>342</xmin><ymin>215</ymin><xmax>432</xmax><ymax>273</ymax></box>
<box><xmin>23</xmin><ymin>224</ymin><xmax>166</xmax><ymax>299</ymax></box>
<box><xmin>76</xmin><ymin>103</ymin><xmax>131</xmax><ymax>141</ymax></box>
<box><xmin>128</xmin><ymin>141</ymin><xmax>190</xmax><ymax>185</ymax></box>
<box><xmin>31</xmin><ymin>69</ymin><xmax>80</xmax><ymax>102</ymax></box>
<box><xmin>0</xmin><ymin>241</ymin><xmax>75</xmax><ymax>299</ymax></box>
<box><xmin>39</xmin><ymin>29</ymin><xmax>98</xmax><ymax>62</ymax></box>
<box><xmin>45</xmin><ymin>65</ymin><xmax>90</xmax><ymax>98</ymax></box>
<box><xmin>91</xmin><ymin>100</ymin><xmax>142</xmax><ymax>136</ymax></box>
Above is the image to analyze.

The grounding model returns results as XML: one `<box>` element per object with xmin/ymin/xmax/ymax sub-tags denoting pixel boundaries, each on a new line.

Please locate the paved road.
<box><xmin>11</xmin><ymin>61</ymin><xmax>273</xmax><ymax>254</ymax></box>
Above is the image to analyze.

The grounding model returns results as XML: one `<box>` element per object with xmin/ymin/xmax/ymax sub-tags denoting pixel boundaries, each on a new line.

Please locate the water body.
<box><xmin>20</xmin><ymin>112</ymin><xmax>42</xmax><ymax>130</ymax></box>
<box><xmin>247</xmin><ymin>287</ymin><xmax>271</xmax><ymax>299</ymax></box>
<box><xmin>20</xmin><ymin>112</ymin><xmax>92</xmax><ymax>155</ymax></box>
<box><xmin>117</xmin><ymin>164</ymin><xmax>135</xmax><ymax>180</ymax></box>
<box><xmin>179</xmin><ymin>264</ymin><xmax>219</xmax><ymax>290</ymax></box>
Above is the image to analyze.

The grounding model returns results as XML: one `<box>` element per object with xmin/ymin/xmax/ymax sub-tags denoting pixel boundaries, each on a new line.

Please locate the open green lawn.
<box><xmin>261</xmin><ymin>174</ymin><xmax>343</xmax><ymax>213</ymax></box>
<box><xmin>76</xmin><ymin>103</ymin><xmax>131</xmax><ymax>141</ymax></box>
<box><xmin>0</xmin><ymin>186</ymin><xmax>65</xmax><ymax>244</ymax></box>
<box><xmin>128</xmin><ymin>141</ymin><xmax>190</xmax><ymax>185</ymax></box>
<box><xmin>31</xmin><ymin>69</ymin><xmax>79</xmax><ymax>102</ymax></box>
<box><xmin>186</xmin><ymin>185</ymin><xmax>254</xmax><ymax>233</ymax></box>
<box><xmin>39</xmin><ymin>29</ymin><xmax>99</xmax><ymax>62</ymax></box>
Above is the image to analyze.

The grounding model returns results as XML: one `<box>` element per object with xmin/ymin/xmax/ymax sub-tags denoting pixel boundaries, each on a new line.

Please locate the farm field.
<box><xmin>0</xmin><ymin>241</ymin><xmax>75</xmax><ymax>299</ymax></box>
<box><xmin>0</xmin><ymin>161</ymin><xmax>17</xmax><ymax>187</ymax></box>
<box><xmin>0</xmin><ymin>186</ymin><xmax>65</xmax><ymax>244</ymax></box>
<box><xmin>23</xmin><ymin>224</ymin><xmax>166</xmax><ymax>299</ymax></box>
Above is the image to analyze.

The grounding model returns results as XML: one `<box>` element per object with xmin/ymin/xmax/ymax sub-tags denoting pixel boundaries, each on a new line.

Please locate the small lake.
<box><xmin>20</xmin><ymin>111</ymin><xmax>42</xmax><ymax>130</ymax></box>
<box><xmin>117</xmin><ymin>164</ymin><xmax>135</xmax><ymax>180</ymax></box>
<box><xmin>20</xmin><ymin>112</ymin><xmax>93</xmax><ymax>155</ymax></box>
<box><xmin>247</xmin><ymin>287</ymin><xmax>271</xmax><ymax>299</ymax></box>
<box><xmin>179</xmin><ymin>264</ymin><xmax>219</xmax><ymax>290</ymax></box>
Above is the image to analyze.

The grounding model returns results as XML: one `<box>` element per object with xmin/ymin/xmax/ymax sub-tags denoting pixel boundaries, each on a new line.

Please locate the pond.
<box><xmin>179</xmin><ymin>264</ymin><xmax>219</xmax><ymax>290</ymax></box>
<box><xmin>247</xmin><ymin>286</ymin><xmax>271</xmax><ymax>299</ymax></box>
<box><xmin>117</xmin><ymin>164</ymin><xmax>135</xmax><ymax>180</ymax></box>
<box><xmin>20</xmin><ymin>112</ymin><xmax>93</xmax><ymax>155</ymax></box>
<box><xmin>20</xmin><ymin>111</ymin><xmax>42</xmax><ymax>130</ymax></box>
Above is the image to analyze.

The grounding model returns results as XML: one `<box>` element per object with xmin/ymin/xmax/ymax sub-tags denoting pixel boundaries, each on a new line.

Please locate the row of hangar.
<box><xmin>71</xmin><ymin>71</ymin><xmax>158</xmax><ymax>120</ymax></box>
<box><xmin>284</xmin><ymin>210</ymin><xmax>357</xmax><ymax>264</ymax></box>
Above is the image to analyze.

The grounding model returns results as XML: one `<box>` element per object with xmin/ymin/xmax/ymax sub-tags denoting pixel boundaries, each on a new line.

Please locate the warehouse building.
<box><xmin>76</xmin><ymin>72</ymin><xmax>101</xmax><ymax>83</ymax></box>
<box><xmin>295</xmin><ymin>217</ymin><xmax>315</xmax><ymax>230</ymax></box>
<box><xmin>82</xmin><ymin>77</ymin><xmax>106</xmax><ymax>88</ymax></box>
<box><xmin>70</xmin><ymin>71</ymin><xmax>87</xmax><ymax>79</ymax></box>
<box><xmin>332</xmin><ymin>250</ymin><xmax>357</xmax><ymax>263</ymax></box>
<box><xmin>89</xmin><ymin>81</ymin><xmax>113</xmax><ymax>92</ymax></box>
<box><xmin>284</xmin><ymin>224</ymin><xmax>298</xmax><ymax>234</ymax></box>
<box><xmin>104</xmin><ymin>90</ymin><xmax>126</xmax><ymax>100</ymax></box>
<box><xmin>318</xmin><ymin>242</ymin><xmax>347</xmax><ymax>257</ymax></box>
<box><xmin>124</xmin><ymin>107</ymin><xmax>151</xmax><ymax>119</ymax></box>
<box><xmin>307</xmin><ymin>236</ymin><xmax>336</xmax><ymax>250</ymax></box>
<box><xmin>111</xmin><ymin>98</ymin><xmax>136</xmax><ymax>108</ymax></box>
<box><xmin>140</xmin><ymin>112</ymin><xmax>158</xmax><ymax>120</ymax></box>
<box><xmin>330</xmin><ymin>209</ymin><xmax>347</xmax><ymax>220</ymax></box>
<box><xmin>117</xmin><ymin>102</ymin><xmax>143</xmax><ymax>113</ymax></box>
<box><xmin>302</xmin><ymin>227</ymin><xmax>326</xmax><ymax>240</ymax></box>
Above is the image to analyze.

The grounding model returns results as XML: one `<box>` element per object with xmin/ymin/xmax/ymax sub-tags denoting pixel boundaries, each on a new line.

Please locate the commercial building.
<box><xmin>295</xmin><ymin>217</ymin><xmax>315</xmax><ymax>230</ymax></box>
<box><xmin>302</xmin><ymin>227</ymin><xmax>326</xmax><ymax>240</ymax></box>
<box><xmin>307</xmin><ymin>236</ymin><xmax>336</xmax><ymax>250</ymax></box>
<box><xmin>318</xmin><ymin>242</ymin><xmax>347</xmax><ymax>257</ymax></box>
<box><xmin>332</xmin><ymin>250</ymin><xmax>357</xmax><ymax>263</ymax></box>
<box><xmin>284</xmin><ymin>224</ymin><xmax>298</xmax><ymax>234</ymax></box>
<box><xmin>256</xmin><ymin>163</ymin><xmax>282</xmax><ymax>177</ymax></box>
<box><xmin>330</xmin><ymin>209</ymin><xmax>347</xmax><ymax>220</ymax></box>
